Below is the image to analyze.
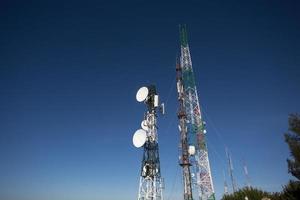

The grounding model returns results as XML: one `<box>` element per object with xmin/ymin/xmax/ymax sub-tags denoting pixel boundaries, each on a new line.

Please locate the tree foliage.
<box><xmin>221</xmin><ymin>187</ymin><xmax>273</xmax><ymax>200</ymax></box>
<box><xmin>280</xmin><ymin>180</ymin><xmax>300</xmax><ymax>200</ymax></box>
<box><xmin>285</xmin><ymin>113</ymin><xmax>300</xmax><ymax>180</ymax></box>
<box><xmin>220</xmin><ymin>183</ymin><xmax>300</xmax><ymax>200</ymax></box>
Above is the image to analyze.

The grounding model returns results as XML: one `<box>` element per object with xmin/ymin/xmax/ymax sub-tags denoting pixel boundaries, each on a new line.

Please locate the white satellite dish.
<box><xmin>188</xmin><ymin>145</ymin><xmax>196</xmax><ymax>155</ymax></box>
<box><xmin>141</xmin><ymin>120</ymin><xmax>148</xmax><ymax>131</ymax></box>
<box><xmin>178</xmin><ymin>125</ymin><xmax>182</xmax><ymax>132</ymax></box>
<box><xmin>136</xmin><ymin>87</ymin><xmax>149</xmax><ymax>102</ymax></box>
<box><xmin>132</xmin><ymin>129</ymin><xmax>147</xmax><ymax>148</ymax></box>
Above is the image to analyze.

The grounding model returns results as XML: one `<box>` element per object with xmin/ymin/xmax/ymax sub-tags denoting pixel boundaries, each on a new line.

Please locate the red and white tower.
<box><xmin>176</xmin><ymin>25</ymin><xmax>215</xmax><ymax>200</ymax></box>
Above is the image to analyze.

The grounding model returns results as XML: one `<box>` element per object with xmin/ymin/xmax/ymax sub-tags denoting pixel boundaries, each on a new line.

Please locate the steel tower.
<box><xmin>176</xmin><ymin>58</ymin><xmax>193</xmax><ymax>200</ymax></box>
<box><xmin>226</xmin><ymin>148</ymin><xmax>237</xmax><ymax>193</ymax></box>
<box><xmin>133</xmin><ymin>85</ymin><xmax>164</xmax><ymax>200</ymax></box>
<box><xmin>223</xmin><ymin>170</ymin><xmax>229</xmax><ymax>195</ymax></box>
<box><xmin>243</xmin><ymin>160</ymin><xmax>251</xmax><ymax>189</ymax></box>
<box><xmin>177</xmin><ymin>25</ymin><xmax>215</xmax><ymax>200</ymax></box>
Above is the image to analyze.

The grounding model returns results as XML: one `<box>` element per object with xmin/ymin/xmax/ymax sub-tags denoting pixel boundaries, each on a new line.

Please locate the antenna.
<box><xmin>141</xmin><ymin>120</ymin><xmax>148</xmax><ymax>131</ymax></box>
<box><xmin>159</xmin><ymin>103</ymin><xmax>165</xmax><ymax>115</ymax></box>
<box><xmin>177</xmin><ymin>25</ymin><xmax>215</xmax><ymax>200</ymax></box>
<box><xmin>243</xmin><ymin>160</ymin><xmax>251</xmax><ymax>188</ymax></box>
<box><xmin>132</xmin><ymin>129</ymin><xmax>147</xmax><ymax>148</ymax></box>
<box><xmin>223</xmin><ymin>170</ymin><xmax>229</xmax><ymax>195</ymax></box>
<box><xmin>176</xmin><ymin>55</ymin><xmax>193</xmax><ymax>200</ymax></box>
<box><xmin>133</xmin><ymin>85</ymin><xmax>164</xmax><ymax>200</ymax></box>
<box><xmin>226</xmin><ymin>147</ymin><xmax>237</xmax><ymax>193</ymax></box>
<box><xmin>136</xmin><ymin>86</ymin><xmax>149</xmax><ymax>102</ymax></box>
<box><xmin>188</xmin><ymin>145</ymin><xmax>196</xmax><ymax>156</ymax></box>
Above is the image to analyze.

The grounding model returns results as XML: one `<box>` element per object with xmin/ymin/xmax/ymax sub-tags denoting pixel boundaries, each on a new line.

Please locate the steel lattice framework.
<box><xmin>137</xmin><ymin>86</ymin><xmax>164</xmax><ymax>200</ymax></box>
<box><xmin>178</xmin><ymin>25</ymin><xmax>215</xmax><ymax>200</ymax></box>
<box><xmin>177</xmin><ymin>58</ymin><xmax>193</xmax><ymax>200</ymax></box>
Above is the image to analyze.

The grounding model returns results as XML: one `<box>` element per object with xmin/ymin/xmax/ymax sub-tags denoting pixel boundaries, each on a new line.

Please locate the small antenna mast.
<box><xmin>226</xmin><ymin>147</ymin><xmax>237</xmax><ymax>193</ymax></box>
<box><xmin>133</xmin><ymin>85</ymin><xmax>165</xmax><ymax>200</ymax></box>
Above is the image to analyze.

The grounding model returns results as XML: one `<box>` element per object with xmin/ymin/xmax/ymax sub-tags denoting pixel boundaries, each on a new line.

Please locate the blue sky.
<box><xmin>0</xmin><ymin>0</ymin><xmax>299</xmax><ymax>200</ymax></box>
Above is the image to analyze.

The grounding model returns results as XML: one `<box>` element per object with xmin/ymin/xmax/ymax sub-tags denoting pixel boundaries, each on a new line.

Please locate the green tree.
<box><xmin>284</xmin><ymin>114</ymin><xmax>300</xmax><ymax>180</ymax></box>
<box><xmin>221</xmin><ymin>187</ymin><xmax>273</xmax><ymax>200</ymax></box>
<box><xmin>282</xmin><ymin>113</ymin><xmax>300</xmax><ymax>200</ymax></box>
<box><xmin>280</xmin><ymin>180</ymin><xmax>300</xmax><ymax>200</ymax></box>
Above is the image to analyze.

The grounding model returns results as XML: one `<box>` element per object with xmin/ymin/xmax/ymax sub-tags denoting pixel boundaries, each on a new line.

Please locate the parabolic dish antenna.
<box><xmin>141</xmin><ymin>120</ymin><xmax>148</xmax><ymax>131</ymax></box>
<box><xmin>188</xmin><ymin>145</ymin><xmax>196</xmax><ymax>155</ymax></box>
<box><xmin>133</xmin><ymin>129</ymin><xmax>147</xmax><ymax>148</ymax></box>
<box><xmin>136</xmin><ymin>87</ymin><xmax>149</xmax><ymax>102</ymax></box>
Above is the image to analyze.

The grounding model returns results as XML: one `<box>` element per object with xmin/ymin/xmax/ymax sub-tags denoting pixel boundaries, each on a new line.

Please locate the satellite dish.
<box><xmin>136</xmin><ymin>87</ymin><xmax>149</xmax><ymax>102</ymax></box>
<box><xmin>132</xmin><ymin>129</ymin><xmax>147</xmax><ymax>148</ymax></box>
<box><xmin>141</xmin><ymin>120</ymin><xmax>148</xmax><ymax>131</ymax></box>
<box><xmin>188</xmin><ymin>145</ymin><xmax>196</xmax><ymax>155</ymax></box>
<box><xmin>178</xmin><ymin>125</ymin><xmax>182</xmax><ymax>132</ymax></box>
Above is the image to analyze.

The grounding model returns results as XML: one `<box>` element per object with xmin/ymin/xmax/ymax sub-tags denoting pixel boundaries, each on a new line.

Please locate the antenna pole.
<box><xmin>176</xmin><ymin>58</ymin><xmax>193</xmax><ymax>200</ymax></box>
<box><xmin>136</xmin><ymin>85</ymin><xmax>164</xmax><ymax>200</ymax></box>
<box><xmin>226</xmin><ymin>148</ymin><xmax>237</xmax><ymax>193</ymax></box>
<box><xmin>223</xmin><ymin>170</ymin><xmax>229</xmax><ymax>195</ymax></box>
<box><xmin>177</xmin><ymin>25</ymin><xmax>215</xmax><ymax>200</ymax></box>
<box><xmin>243</xmin><ymin>160</ymin><xmax>251</xmax><ymax>188</ymax></box>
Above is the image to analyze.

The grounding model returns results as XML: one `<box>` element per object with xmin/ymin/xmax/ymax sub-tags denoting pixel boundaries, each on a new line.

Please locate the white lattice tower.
<box><xmin>135</xmin><ymin>85</ymin><xmax>164</xmax><ymax>200</ymax></box>
<box><xmin>179</xmin><ymin>25</ymin><xmax>215</xmax><ymax>200</ymax></box>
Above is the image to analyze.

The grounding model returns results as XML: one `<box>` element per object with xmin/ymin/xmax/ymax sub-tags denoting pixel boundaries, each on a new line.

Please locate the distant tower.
<box><xmin>177</xmin><ymin>24</ymin><xmax>215</xmax><ymax>200</ymax></box>
<box><xmin>226</xmin><ymin>148</ymin><xmax>237</xmax><ymax>193</ymax></box>
<box><xmin>223</xmin><ymin>170</ymin><xmax>229</xmax><ymax>195</ymax></box>
<box><xmin>133</xmin><ymin>85</ymin><xmax>165</xmax><ymax>200</ymax></box>
<box><xmin>243</xmin><ymin>160</ymin><xmax>251</xmax><ymax>188</ymax></box>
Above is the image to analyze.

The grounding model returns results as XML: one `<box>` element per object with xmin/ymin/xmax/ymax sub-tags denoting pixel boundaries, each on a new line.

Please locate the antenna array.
<box><xmin>133</xmin><ymin>85</ymin><xmax>165</xmax><ymax>200</ymax></box>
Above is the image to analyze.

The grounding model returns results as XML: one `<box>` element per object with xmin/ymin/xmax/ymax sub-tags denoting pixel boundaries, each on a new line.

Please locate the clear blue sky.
<box><xmin>0</xmin><ymin>1</ymin><xmax>299</xmax><ymax>200</ymax></box>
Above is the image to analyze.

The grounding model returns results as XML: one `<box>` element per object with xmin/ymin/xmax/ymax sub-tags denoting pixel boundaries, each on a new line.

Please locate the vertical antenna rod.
<box><xmin>226</xmin><ymin>148</ymin><xmax>237</xmax><ymax>193</ymax></box>
<box><xmin>223</xmin><ymin>170</ymin><xmax>229</xmax><ymax>195</ymax></box>
<box><xmin>243</xmin><ymin>160</ymin><xmax>251</xmax><ymax>188</ymax></box>
<box><xmin>178</xmin><ymin>24</ymin><xmax>215</xmax><ymax>200</ymax></box>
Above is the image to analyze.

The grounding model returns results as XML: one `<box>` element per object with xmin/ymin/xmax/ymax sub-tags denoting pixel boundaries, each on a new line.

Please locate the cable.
<box><xmin>164</xmin><ymin>76</ymin><xmax>176</xmax><ymax>107</ymax></box>
<box><xmin>201</xmin><ymin>106</ymin><xmax>227</xmax><ymax>149</ymax></box>
<box><xmin>166</xmin><ymin>165</ymin><xmax>180</xmax><ymax>200</ymax></box>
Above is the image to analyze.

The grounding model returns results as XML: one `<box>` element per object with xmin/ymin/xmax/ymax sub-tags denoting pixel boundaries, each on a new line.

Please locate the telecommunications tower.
<box><xmin>223</xmin><ymin>170</ymin><xmax>229</xmax><ymax>195</ymax></box>
<box><xmin>226</xmin><ymin>148</ymin><xmax>237</xmax><ymax>193</ymax></box>
<box><xmin>177</xmin><ymin>57</ymin><xmax>194</xmax><ymax>200</ymax></box>
<box><xmin>132</xmin><ymin>85</ymin><xmax>165</xmax><ymax>200</ymax></box>
<box><xmin>243</xmin><ymin>160</ymin><xmax>251</xmax><ymax>189</ymax></box>
<box><xmin>176</xmin><ymin>25</ymin><xmax>215</xmax><ymax>200</ymax></box>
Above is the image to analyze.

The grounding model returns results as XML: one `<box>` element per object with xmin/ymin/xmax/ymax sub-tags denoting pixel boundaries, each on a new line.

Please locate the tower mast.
<box><xmin>177</xmin><ymin>25</ymin><xmax>215</xmax><ymax>200</ymax></box>
<box><xmin>133</xmin><ymin>85</ymin><xmax>164</xmax><ymax>200</ymax></box>
<box><xmin>223</xmin><ymin>170</ymin><xmax>229</xmax><ymax>195</ymax></box>
<box><xmin>243</xmin><ymin>160</ymin><xmax>251</xmax><ymax>188</ymax></box>
<box><xmin>226</xmin><ymin>148</ymin><xmax>237</xmax><ymax>193</ymax></box>
<box><xmin>176</xmin><ymin>58</ymin><xmax>193</xmax><ymax>200</ymax></box>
